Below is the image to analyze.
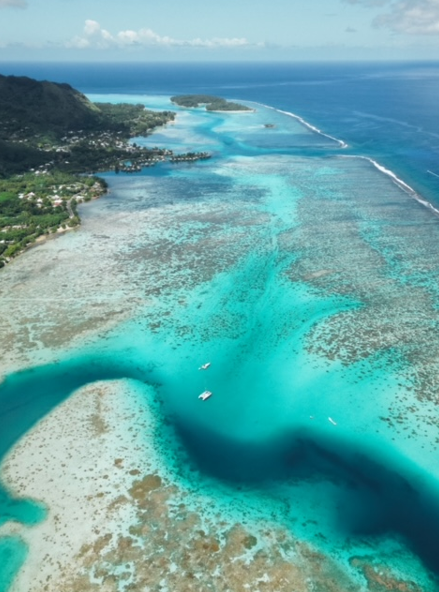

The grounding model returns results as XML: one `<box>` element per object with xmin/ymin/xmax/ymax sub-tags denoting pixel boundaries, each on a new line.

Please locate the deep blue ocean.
<box><xmin>3</xmin><ymin>61</ymin><xmax>439</xmax><ymax>590</ymax></box>
<box><xmin>3</xmin><ymin>61</ymin><xmax>439</xmax><ymax>207</ymax></box>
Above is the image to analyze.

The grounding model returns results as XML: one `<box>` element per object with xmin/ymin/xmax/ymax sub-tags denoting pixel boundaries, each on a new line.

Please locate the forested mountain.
<box><xmin>0</xmin><ymin>74</ymin><xmax>176</xmax><ymax>264</ymax></box>
<box><xmin>0</xmin><ymin>74</ymin><xmax>175</xmax><ymax>143</ymax></box>
<box><xmin>0</xmin><ymin>75</ymin><xmax>101</xmax><ymax>138</ymax></box>
<box><xmin>0</xmin><ymin>73</ymin><xmax>176</xmax><ymax>177</ymax></box>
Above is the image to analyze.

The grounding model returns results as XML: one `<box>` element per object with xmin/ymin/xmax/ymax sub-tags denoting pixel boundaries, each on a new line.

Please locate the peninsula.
<box><xmin>0</xmin><ymin>75</ymin><xmax>210</xmax><ymax>268</ymax></box>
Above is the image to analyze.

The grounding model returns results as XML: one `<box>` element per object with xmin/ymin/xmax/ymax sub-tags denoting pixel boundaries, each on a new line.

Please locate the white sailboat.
<box><xmin>198</xmin><ymin>390</ymin><xmax>212</xmax><ymax>401</ymax></box>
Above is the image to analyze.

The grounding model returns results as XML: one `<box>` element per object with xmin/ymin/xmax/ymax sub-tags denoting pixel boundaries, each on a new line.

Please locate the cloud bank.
<box><xmin>344</xmin><ymin>0</ymin><xmax>389</xmax><ymax>6</ymax></box>
<box><xmin>344</xmin><ymin>0</ymin><xmax>439</xmax><ymax>35</ymax></box>
<box><xmin>0</xmin><ymin>0</ymin><xmax>27</xmax><ymax>8</ymax></box>
<box><xmin>376</xmin><ymin>0</ymin><xmax>439</xmax><ymax>34</ymax></box>
<box><xmin>67</xmin><ymin>20</ymin><xmax>259</xmax><ymax>50</ymax></box>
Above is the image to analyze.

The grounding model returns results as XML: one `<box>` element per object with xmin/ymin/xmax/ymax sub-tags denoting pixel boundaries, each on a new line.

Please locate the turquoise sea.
<box><xmin>2</xmin><ymin>62</ymin><xmax>439</xmax><ymax>590</ymax></box>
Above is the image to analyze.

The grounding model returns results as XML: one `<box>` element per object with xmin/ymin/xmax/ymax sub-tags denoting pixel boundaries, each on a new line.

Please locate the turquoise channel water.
<box><xmin>2</xmin><ymin>96</ymin><xmax>439</xmax><ymax>588</ymax></box>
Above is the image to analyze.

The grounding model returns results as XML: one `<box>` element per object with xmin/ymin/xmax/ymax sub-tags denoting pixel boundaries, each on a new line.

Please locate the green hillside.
<box><xmin>0</xmin><ymin>75</ymin><xmax>101</xmax><ymax>139</ymax></box>
<box><xmin>0</xmin><ymin>75</ymin><xmax>176</xmax><ymax>144</ymax></box>
<box><xmin>0</xmin><ymin>74</ymin><xmax>176</xmax><ymax>266</ymax></box>
<box><xmin>0</xmin><ymin>74</ymin><xmax>176</xmax><ymax>176</ymax></box>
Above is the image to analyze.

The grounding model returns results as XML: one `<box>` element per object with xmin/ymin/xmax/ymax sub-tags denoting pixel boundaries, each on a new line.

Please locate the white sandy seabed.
<box><xmin>0</xmin><ymin>379</ymin><xmax>160</xmax><ymax>592</ymax></box>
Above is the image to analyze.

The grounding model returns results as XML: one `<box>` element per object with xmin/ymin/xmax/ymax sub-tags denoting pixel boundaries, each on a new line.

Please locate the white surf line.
<box><xmin>340</xmin><ymin>154</ymin><xmax>439</xmax><ymax>218</ymax></box>
<box><xmin>427</xmin><ymin>170</ymin><xmax>439</xmax><ymax>179</ymax></box>
<box><xmin>248</xmin><ymin>100</ymin><xmax>348</xmax><ymax>149</ymax></box>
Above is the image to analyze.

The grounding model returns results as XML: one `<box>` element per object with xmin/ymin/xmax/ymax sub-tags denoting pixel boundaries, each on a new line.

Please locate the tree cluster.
<box><xmin>170</xmin><ymin>94</ymin><xmax>251</xmax><ymax>112</ymax></box>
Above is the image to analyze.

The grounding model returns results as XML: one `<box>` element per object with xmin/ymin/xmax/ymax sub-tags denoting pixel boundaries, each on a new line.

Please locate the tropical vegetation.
<box><xmin>0</xmin><ymin>74</ymin><xmax>176</xmax><ymax>266</ymax></box>
<box><xmin>170</xmin><ymin>94</ymin><xmax>251</xmax><ymax>112</ymax></box>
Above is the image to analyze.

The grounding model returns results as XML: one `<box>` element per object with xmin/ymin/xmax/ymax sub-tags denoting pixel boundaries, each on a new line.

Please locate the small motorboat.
<box><xmin>199</xmin><ymin>362</ymin><xmax>211</xmax><ymax>370</ymax></box>
<box><xmin>328</xmin><ymin>417</ymin><xmax>337</xmax><ymax>426</ymax></box>
<box><xmin>198</xmin><ymin>390</ymin><xmax>212</xmax><ymax>401</ymax></box>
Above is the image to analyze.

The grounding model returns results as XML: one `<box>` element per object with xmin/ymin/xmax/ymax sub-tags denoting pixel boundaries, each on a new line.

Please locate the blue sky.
<box><xmin>1</xmin><ymin>0</ymin><xmax>439</xmax><ymax>61</ymax></box>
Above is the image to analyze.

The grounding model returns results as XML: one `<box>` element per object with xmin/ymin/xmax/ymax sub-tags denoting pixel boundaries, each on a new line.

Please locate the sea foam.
<box><xmin>248</xmin><ymin>101</ymin><xmax>348</xmax><ymax>148</ymax></box>
<box><xmin>341</xmin><ymin>154</ymin><xmax>439</xmax><ymax>217</ymax></box>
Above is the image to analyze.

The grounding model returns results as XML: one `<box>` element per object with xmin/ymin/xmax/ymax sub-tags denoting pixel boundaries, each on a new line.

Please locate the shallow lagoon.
<box><xmin>1</xmin><ymin>96</ymin><xmax>439</xmax><ymax>590</ymax></box>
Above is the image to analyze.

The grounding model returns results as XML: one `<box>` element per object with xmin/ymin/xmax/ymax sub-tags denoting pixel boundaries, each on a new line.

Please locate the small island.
<box><xmin>0</xmin><ymin>75</ymin><xmax>212</xmax><ymax>268</ymax></box>
<box><xmin>171</xmin><ymin>94</ymin><xmax>252</xmax><ymax>112</ymax></box>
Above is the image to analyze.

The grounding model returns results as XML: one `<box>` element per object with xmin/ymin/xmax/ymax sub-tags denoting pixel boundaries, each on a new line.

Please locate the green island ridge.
<box><xmin>170</xmin><ymin>94</ymin><xmax>252</xmax><ymax>111</ymax></box>
<box><xmin>0</xmin><ymin>75</ymin><xmax>211</xmax><ymax>268</ymax></box>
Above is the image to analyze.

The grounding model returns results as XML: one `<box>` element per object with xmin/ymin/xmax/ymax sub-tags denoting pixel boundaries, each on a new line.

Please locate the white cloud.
<box><xmin>0</xmin><ymin>0</ymin><xmax>27</xmax><ymax>7</ymax></box>
<box><xmin>375</xmin><ymin>0</ymin><xmax>439</xmax><ymax>34</ymax></box>
<box><xmin>67</xmin><ymin>20</ymin><xmax>259</xmax><ymax>50</ymax></box>
<box><xmin>84</xmin><ymin>20</ymin><xmax>102</xmax><ymax>37</ymax></box>
<box><xmin>343</xmin><ymin>0</ymin><xmax>439</xmax><ymax>35</ymax></box>
<box><xmin>67</xmin><ymin>20</ymin><xmax>114</xmax><ymax>49</ymax></box>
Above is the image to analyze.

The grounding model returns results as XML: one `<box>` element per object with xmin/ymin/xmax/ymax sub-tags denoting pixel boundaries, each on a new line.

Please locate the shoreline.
<box><xmin>208</xmin><ymin>108</ymin><xmax>256</xmax><ymax>113</ymax></box>
<box><xmin>171</xmin><ymin>105</ymin><xmax>255</xmax><ymax>114</ymax></box>
<box><xmin>0</xmin><ymin>181</ymin><xmax>108</xmax><ymax>270</ymax></box>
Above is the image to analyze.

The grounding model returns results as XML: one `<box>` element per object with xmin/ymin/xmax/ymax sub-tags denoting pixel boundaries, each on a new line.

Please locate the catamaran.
<box><xmin>198</xmin><ymin>390</ymin><xmax>212</xmax><ymax>401</ymax></box>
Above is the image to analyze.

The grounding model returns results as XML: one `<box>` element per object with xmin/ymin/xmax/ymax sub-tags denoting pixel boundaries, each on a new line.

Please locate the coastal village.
<box><xmin>0</xmin><ymin>83</ymin><xmax>256</xmax><ymax>269</ymax></box>
<box><xmin>13</xmin><ymin>128</ymin><xmax>211</xmax><ymax>174</ymax></box>
<box><xmin>0</xmin><ymin>94</ymin><xmax>213</xmax><ymax>268</ymax></box>
<box><xmin>0</xmin><ymin>171</ymin><xmax>107</xmax><ymax>265</ymax></box>
<box><xmin>0</xmin><ymin>135</ymin><xmax>211</xmax><ymax>267</ymax></box>
<box><xmin>17</xmin><ymin>179</ymin><xmax>103</xmax><ymax>209</ymax></box>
